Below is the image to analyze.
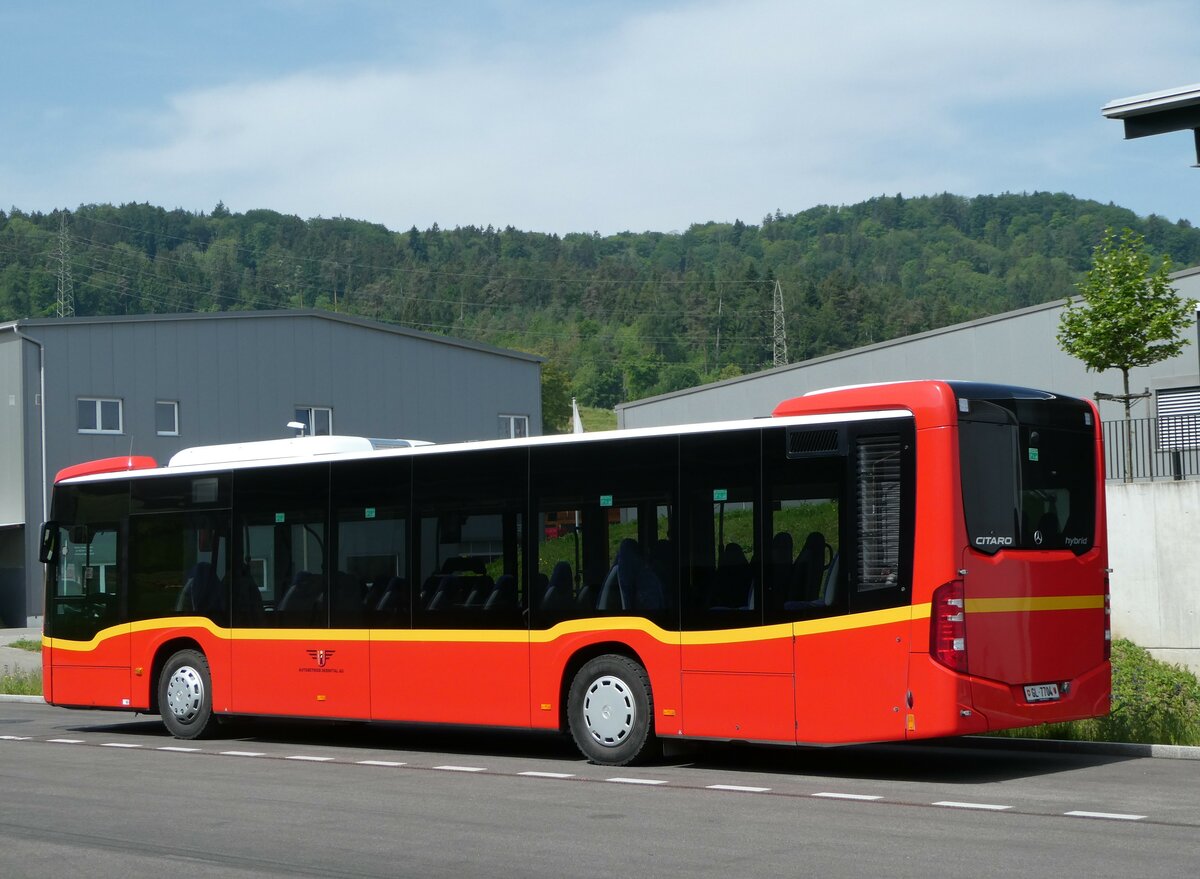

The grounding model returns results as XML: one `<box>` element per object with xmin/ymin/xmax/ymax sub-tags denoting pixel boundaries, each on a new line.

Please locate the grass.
<box><xmin>6</xmin><ymin>638</ymin><xmax>41</xmax><ymax>653</ymax></box>
<box><xmin>578</xmin><ymin>406</ymin><xmax>617</xmax><ymax>432</ymax></box>
<box><xmin>0</xmin><ymin>666</ymin><xmax>42</xmax><ymax>697</ymax></box>
<box><xmin>994</xmin><ymin>639</ymin><xmax>1200</xmax><ymax>746</ymax></box>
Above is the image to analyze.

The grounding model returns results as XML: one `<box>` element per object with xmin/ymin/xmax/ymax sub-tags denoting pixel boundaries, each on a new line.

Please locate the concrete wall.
<box><xmin>1107</xmin><ymin>480</ymin><xmax>1200</xmax><ymax>674</ymax></box>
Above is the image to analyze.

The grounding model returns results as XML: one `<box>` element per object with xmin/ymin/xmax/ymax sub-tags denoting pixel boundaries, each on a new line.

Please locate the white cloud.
<box><xmin>69</xmin><ymin>0</ymin><xmax>1200</xmax><ymax>232</ymax></box>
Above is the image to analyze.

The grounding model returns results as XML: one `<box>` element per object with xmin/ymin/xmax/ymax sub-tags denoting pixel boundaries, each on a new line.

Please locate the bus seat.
<box><xmin>483</xmin><ymin>574</ymin><xmax>516</xmax><ymax>611</ymax></box>
<box><xmin>331</xmin><ymin>571</ymin><xmax>365</xmax><ymax>624</ymax></box>
<box><xmin>177</xmin><ymin>561</ymin><xmax>225</xmax><ymax>616</ymax></box>
<box><xmin>710</xmin><ymin>542</ymin><xmax>750</xmax><ymax>609</ymax></box>
<box><xmin>615</xmin><ymin>539</ymin><xmax>642</xmax><ymax>610</ymax></box>
<box><xmin>575</xmin><ymin>582</ymin><xmax>597</xmax><ymax>610</ymax></box>
<box><xmin>277</xmin><ymin>571</ymin><xmax>325</xmax><ymax>623</ymax></box>
<box><xmin>541</xmin><ymin>561</ymin><xmax>575</xmax><ymax>618</ymax></box>
<box><xmin>376</xmin><ymin>577</ymin><xmax>410</xmax><ymax>615</ymax></box>
<box><xmin>791</xmin><ymin>532</ymin><xmax>827</xmax><ymax>603</ymax></box>
<box><xmin>231</xmin><ymin>569</ymin><xmax>264</xmax><ymax>624</ymax></box>
<box><xmin>768</xmin><ymin>532</ymin><xmax>793</xmax><ymax>607</ymax></box>
<box><xmin>596</xmin><ymin>565</ymin><xmax>618</xmax><ymax>610</ymax></box>
<box><xmin>426</xmin><ymin>573</ymin><xmax>464</xmax><ymax>611</ymax></box>
<box><xmin>462</xmin><ymin>575</ymin><xmax>494</xmax><ymax>608</ymax></box>
<box><xmin>784</xmin><ymin>553</ymin><xmax>839</xmax><ymax>612</ymax></box>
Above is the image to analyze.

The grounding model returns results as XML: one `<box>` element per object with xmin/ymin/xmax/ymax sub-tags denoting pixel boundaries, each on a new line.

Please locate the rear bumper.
<box><xmin>906</xmin><ymin>654</ymin><xmax>1111</xmax><ymax>740</ymax></box>
<box><xmin>969</xmin><ymin>659</ymin><xmax>1111</xmax><ymax>732</ymax></box>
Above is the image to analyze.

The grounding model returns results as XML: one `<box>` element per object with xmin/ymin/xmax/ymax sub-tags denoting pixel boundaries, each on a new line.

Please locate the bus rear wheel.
<box><xmin>158</xmin><ymin>649</ymin><xmax>216</xmax><ymax>739</ymax></box>
<box><xmin>567</xmin><ymin>655</ymin><xmax>654</xmax><ymax>766</ymax></box>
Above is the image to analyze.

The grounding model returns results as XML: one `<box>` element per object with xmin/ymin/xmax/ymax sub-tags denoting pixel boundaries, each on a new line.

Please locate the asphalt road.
<box><xmin>2</xmin><ymin>702</ymin><xmax>1199</xmax><ymax>879</ymax></box>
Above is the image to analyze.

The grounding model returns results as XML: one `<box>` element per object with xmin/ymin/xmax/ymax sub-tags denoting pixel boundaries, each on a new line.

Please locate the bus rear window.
<box><xmin>959</xmin><ymin>400</ymin><xmax>1095</xmax><ymax>555</ymax></box>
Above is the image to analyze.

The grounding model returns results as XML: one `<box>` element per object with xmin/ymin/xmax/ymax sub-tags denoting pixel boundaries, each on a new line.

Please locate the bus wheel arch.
<box><xmin>156</xmin><ymin>645</ymin><xmax>217</xmax><ymax>739</ymax></box>
<box><xmin>563</xmin><ymin>648</ymin><xmax>656</xmax><ymax>766</ymax></box>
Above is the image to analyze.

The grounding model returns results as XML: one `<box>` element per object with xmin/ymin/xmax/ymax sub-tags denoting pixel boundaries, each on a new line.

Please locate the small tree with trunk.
<box><xmin>1057</xmin><ymin>228</ymin><xmax>1196</xmax><ymax>480</ymax></box>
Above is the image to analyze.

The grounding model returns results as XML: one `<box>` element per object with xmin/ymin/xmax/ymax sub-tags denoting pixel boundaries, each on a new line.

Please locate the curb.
<box><xmin>0</xmin><ymin>694</ymin><xmax>46</xmax><ymax>704</ymax></box>
<box><xmin>959</xmin><ymin>734</ymin><xmax>1200</xmax><ymax>760</ymax></box>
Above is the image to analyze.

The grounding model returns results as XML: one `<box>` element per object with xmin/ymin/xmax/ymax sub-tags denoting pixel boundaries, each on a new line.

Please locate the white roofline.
<box><xmin>1103</xmin><ymin>83</ymin><xmax>1200</xmax><ymax>118</ymax></box>
<box><xmin>59</xmin><ymin>409</ymin><xmax>913</xmax><ymax>484</ymax></box>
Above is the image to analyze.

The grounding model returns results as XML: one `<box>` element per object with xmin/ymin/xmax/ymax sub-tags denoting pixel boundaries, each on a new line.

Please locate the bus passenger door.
<box><xmin>792</xmin><ymin>426</ymin><xmax>915</xmax><ymax>744</ymax></box>
<box><xmin>679</xmin><ymin>430</ymin><xmax>797</xmax><ymax>743</ymax></box>
<box><xmin>230</xmin><ymin>465</ymin><xmax>372</xmax><ymax>721</ymax></box>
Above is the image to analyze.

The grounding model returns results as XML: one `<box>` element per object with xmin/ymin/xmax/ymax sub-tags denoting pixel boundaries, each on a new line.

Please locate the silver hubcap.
<box><xmin>166</xmin><ymin>665</ymin><xmax>205</xmax><ymax>724</ymax></box>
<box><xmin>583</xmin><ymin>674</ymin><xmax>635</xmax><ymax>747</ymax></box>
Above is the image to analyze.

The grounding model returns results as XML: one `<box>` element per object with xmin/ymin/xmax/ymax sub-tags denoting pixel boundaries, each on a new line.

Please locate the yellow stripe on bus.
<box><xmin>965</xmin><ymin>595</ymin><xmax>1104</xmax><ymax>613</ymax></box>
<box><xmin>42</xmin><ymin>594</ymin><xmax>1103</xmax><ymax>654</ymax></box>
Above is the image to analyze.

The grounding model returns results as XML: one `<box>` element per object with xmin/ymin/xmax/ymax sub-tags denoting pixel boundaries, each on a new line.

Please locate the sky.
<box><xmin>2</xmin><ymin>0</ymin><xmax>1199</xmax><ymax>236</ymax></box>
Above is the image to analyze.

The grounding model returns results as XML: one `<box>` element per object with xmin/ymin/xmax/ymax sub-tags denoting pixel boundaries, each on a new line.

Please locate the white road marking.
<box><xmin>519</xmin><ymin>771</ymin><xmax>575</xmax><ymax>779</ymax></box>
<box><xmin>1064</xmin><ymin>810</ymin><xmax>1145</xmax><ymax>821</ymax></box>
<box><xmin>434</xmin><ymin>765</ymin><xmax>488</xmax><ymax>772</ymax></box>
<box><xmin>100</xmin><ymin>742</ymin><xmax>142</xmax><ymax>748</ymax></box>
<box><xmin>0</xmin><ymin>735</ymin><xmax>32</xmax><ymax>741</ymax></box>
<box><xmin>357</xmin><ymin>760</ymin><xmax>407</xmax><ymax>767</ymax></box>
<box><xmin>157</xmin><ymin>746</ymin><xmax>201</xmax><ymax>752</ymax></box>
<box><xmin>813</xmin><ymin>792</ymin><xmax>883</xmax><ymax>801</ymax></box>
<box><xmin>221</xmin><ymin>750</ymin><xmax>265</xmax><ymax>757</ymax></box>
<box><xmin>707</xmin><ymin>784</ymin><xmax>771</xmax><ymax>793</ymax></box>
<box><xmin>606</xmin><ymin>777</ymin><xmax>669</xmax><ymax>785</ymax></box>
<box><xmin>47</xmin><ymin>738</ymin><xmax>84</xmax><ymax>744</ymax></box>
<box><xmin>286</xmin><ymin>755</ymin><xmax>335</xmax><ymax>762</ymax></box>
<box><xmin>933</xmin><ymin>801</ymin><xmax>1011</xmax><ymax>811</ymax></box>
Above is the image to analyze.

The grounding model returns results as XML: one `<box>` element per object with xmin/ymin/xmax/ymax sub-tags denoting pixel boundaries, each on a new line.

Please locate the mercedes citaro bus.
<box><xmin>40</xmin><ymin>380</ymin><xmax>1110</xmax><ymax>765</ymax></box>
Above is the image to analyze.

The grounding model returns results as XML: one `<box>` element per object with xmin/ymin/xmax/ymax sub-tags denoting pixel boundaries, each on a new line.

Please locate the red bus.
<box><xmin>39</xmin><ymin>380</ymin><xmax>1110</xmax><ymax>765</ymax></box>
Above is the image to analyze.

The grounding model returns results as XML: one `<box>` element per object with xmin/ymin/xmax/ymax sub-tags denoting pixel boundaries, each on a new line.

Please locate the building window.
<box><xmin>498</xmin><ymin>414</ymin><xmax>529</xmax><ymax>439</ymax></box>
<box><xmin>156</xmin><ymin>401</ymin><xmax>180</xmax><ymax>436</ymax></box>
<box><xmin>295</xmin><ymin>406</ymin><xmax>333</xmax><ymax>436</ymax></box>
<box><xmin>78</xmin><ymin>398</ymin><xmax>123</xmax><ymax>434</ymax></box>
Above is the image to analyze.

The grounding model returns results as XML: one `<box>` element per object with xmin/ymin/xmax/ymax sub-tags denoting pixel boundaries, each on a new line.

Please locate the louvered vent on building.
<box><xmin>1157</xmin><ymin>387</ymin><xmax>1200</xmax><ymax>451</ymax></box>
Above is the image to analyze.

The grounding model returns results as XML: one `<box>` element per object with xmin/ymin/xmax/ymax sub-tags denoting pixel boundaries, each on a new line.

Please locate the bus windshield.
<box><xmin>957</xmin><ymin>390</ymin><xmax>1096</xmax><ymax>555</ymax></box>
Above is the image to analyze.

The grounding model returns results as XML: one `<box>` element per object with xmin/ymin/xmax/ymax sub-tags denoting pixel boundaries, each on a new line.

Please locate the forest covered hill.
<box><xmin>3</xmin><ymin>192</ymin><xmax>1199</xmax><ymax>424</ymax></box>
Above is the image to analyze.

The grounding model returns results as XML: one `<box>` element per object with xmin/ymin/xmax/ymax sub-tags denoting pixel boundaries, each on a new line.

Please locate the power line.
<box><xmin>54</xmin><ymin>215</ymin><xmax>75</xmax><ymax>318</ymax></box>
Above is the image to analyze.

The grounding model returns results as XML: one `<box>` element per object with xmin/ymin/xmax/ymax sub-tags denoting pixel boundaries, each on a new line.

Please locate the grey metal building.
<box><xmin>618</xmin><ymin>267</ymin><xmax>1200</xmax><ymax>430</ymax></box>
<box><xmin>0</xmin><ymin>309</ymin><xmax>543</xmax><ymax>626</ymax></box>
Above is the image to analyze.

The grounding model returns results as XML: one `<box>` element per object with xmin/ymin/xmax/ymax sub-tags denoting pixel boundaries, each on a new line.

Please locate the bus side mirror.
<box><xmin>39</xmin><ymin>521</ymin><xmax>61</xmax><ymax>565</ymax></box>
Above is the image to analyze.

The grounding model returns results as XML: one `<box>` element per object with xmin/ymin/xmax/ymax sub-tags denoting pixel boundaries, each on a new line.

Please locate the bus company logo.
<box><xmin>974</xmin><ymin>536</ymin><xmax>1014</xmax><ymax>547</ymax></box>
<box><xmin>301</xmin><ymin>649</ymin><xmax>343</xmax><ymax>673</ymax></box>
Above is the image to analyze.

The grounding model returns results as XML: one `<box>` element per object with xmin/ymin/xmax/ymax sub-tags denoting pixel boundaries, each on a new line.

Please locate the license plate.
<box><xmin>1024</xmin><ymin>683</ymin><xmax>1061</xmax><ymax>703</ymax></box>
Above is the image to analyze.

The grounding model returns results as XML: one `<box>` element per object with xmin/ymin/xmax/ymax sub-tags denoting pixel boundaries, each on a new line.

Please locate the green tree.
<box><xmin>540</xmin><ymin>361</ymin><xmax>572</xmax><ymax>434</ymax></box>
<box><xmin>1057</xmin><ymin>228</ymin><xmax>1196</xmax><ymax>480</ymax></box>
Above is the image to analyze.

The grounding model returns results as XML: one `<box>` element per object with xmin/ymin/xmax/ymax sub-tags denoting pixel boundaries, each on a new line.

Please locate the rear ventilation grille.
<box><xmin>857</xmin><ymin>434</ymin><xmax>903</xmax><ymax>592</ymax></box>
<box><xmin>787</xmin><ymin>428</ymin><xmax>840</xmax><ymax>457</ymax></box>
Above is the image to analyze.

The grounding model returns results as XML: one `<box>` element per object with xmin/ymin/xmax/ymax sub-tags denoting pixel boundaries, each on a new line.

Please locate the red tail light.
<box><xmin>932</xmin><ymin>579</ymin><xmax>967</xmax><ymax>672</ymax></box>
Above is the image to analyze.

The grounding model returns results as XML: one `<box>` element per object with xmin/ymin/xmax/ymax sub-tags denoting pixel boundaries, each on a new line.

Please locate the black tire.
<box><xmin>566</xmin><ymin>654</ymin><xmax>655</xmax><ymax>766</ymax></box>
<box><xmin>158</xmin><ymin>649</ymin><xmax>216</xmax><ymax>739</ymax></box>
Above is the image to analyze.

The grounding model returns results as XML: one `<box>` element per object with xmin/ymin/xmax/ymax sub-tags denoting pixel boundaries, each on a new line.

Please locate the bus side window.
<box><xmin>763</xmin><ymin>426</ymin><xmax>846</xmax><ymax>622</ymax></box>
<box><xmin>677</xmin><ymin>430</ymin><xmax>759</xmax><ymax>631</ymax></box>
<box><xmin>232</xmin><ymin>464</ymin><xmax>330</xmax><ymax>628</ymax></box>
<box><xmin>129</xmin><ymin>513</ymin><xmax>231</xmax><ymax>626</ymax></box>
<box><xmin>330</xmin><ymin>458</ymin><xmax>411</xmax><ymax>629</ymax></box>
<box><xmin>412</xmin><ymin>447</ymin><xmax>527</xmax><ymax>631</ymax></box>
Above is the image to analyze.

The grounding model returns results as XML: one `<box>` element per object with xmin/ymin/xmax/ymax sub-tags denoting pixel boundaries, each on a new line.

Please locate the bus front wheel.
<box><xmin>567</xmin><ymin>654</ymin><xmax>655</xmax><ymax>766</ymax></box>
<box><xmin>158</xmin><ymin>649</ymin><xmax>216</xmax><ymax>739</ymax></box>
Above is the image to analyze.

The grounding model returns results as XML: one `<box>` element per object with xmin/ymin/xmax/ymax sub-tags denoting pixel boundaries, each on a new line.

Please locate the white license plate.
<box><xmin>1024</xmin><ymin>683</ymin><xmax>1061</xmax><ymax>703</ymax></box>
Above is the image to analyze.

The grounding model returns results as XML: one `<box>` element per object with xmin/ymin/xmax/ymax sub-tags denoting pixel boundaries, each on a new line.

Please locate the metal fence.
<box><xmin>1103</xmin><ymin>415</ymin><xmax>1200</xmax><ymax>482</ymax></box>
